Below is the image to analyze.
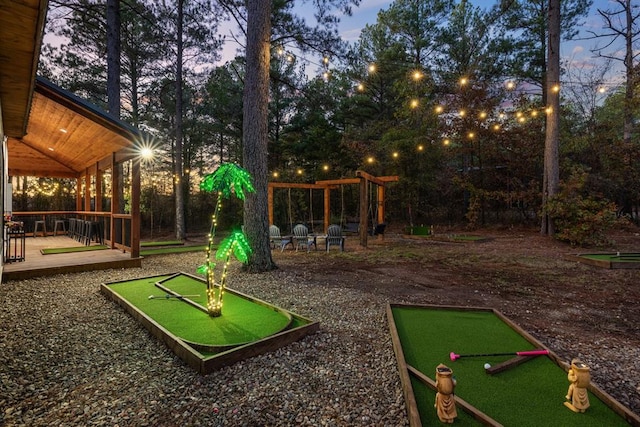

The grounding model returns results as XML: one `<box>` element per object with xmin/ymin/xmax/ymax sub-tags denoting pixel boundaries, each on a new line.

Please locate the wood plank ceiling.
<box><xmin>7</xmin><ymin>78</ymin><xmax>142</xmax><ymax>178</ymax></box>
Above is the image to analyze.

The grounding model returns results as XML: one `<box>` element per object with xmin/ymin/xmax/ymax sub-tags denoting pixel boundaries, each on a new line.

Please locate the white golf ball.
<box><xmin>484</xmin><ymin>363</ymin><xmax>491</xmax><ymax>369</ymax></box>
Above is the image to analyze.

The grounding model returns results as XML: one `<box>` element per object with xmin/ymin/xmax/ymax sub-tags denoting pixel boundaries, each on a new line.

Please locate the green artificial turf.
<box><xmin>391</xmin><ymin>307</ymin><xmax>629</xmax><ymax>427</ymax></box>
<box><xmin>107</xmin><ymin>274</ymin><xmax>291</xmax><ymax>346</ymax></box>
<box><xmin>580</xmin><ymin>253</ymin><xmax>640</xmax><ymax>262</ymax></box>
<box><xmin>40</xmin><ymin>245</ymin><xmax>109</xmax><ymax>255</ymax></box>
<box><xmin>140</xmin><ymin>245</ymin><xmax>207</xmax><ymax>256</ymax></box>
<box><xmin>141</xmin><ymin>240</ymin><xmax>185</xmax><ymax>247</ymax></box>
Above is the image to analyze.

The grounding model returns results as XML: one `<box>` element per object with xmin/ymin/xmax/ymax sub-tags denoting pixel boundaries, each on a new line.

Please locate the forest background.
<box><xmin>17</xmin><ymin>0</ymin><xmax>640</xmax><ymax>247</ymax></box>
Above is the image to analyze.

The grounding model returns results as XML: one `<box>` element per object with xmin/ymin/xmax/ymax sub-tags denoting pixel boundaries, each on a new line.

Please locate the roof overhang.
<box><xmin>0</xmin><ymin>0</ymin><xmax>49</xmax><ymax>137</ymax></box>
<box><xmin>8</xmin><ymin>77</ymin><xmax>145</xmax><ymax>178</ymax></box>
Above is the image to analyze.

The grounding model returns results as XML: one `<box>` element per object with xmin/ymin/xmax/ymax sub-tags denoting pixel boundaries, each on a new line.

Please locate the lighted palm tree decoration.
<box><xmin>197</xmin><ymin>163</ymin><xmax>254</xmax><ymax>317</ymax></box>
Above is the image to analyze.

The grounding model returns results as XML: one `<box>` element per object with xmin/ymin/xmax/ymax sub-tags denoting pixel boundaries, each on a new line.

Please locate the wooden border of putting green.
<box><xmin>101</xmin><ymin>272</ymin><xmax>319</xmax><ymax>374</ymax></box>
<box><xmin>402</xmin><ymin>234</ymin><xmax>491</xmax><ymax>243</ymax></box>
<box><xmin>387</xmin><ymin>303</ymin><xmax>640</xmax><ymax>427</ymax></box>
<box><xmin>564</xmin><ymin>253</ymin><xmax>640</xmax><ymax>269</ymax></box>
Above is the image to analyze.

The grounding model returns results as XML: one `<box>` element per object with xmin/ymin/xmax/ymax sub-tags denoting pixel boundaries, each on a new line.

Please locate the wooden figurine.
<box><xmin>564</xmin><ymin>358</ymin><xmax>590</xmax><ymax>413</ymax></box>
<box><xmin>435</xmin><ymin>363</ymin><xmax>457</xmax><ymax>423</ymax></box>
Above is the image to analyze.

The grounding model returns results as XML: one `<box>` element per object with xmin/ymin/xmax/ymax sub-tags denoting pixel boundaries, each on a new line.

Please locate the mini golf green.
<box><xmin>141</xmin><ymin>240</ymin><xmax>185</xmax><ymax>247</ymax></box>
<box><xmin>388</xmin><ymin>304</ymin><xmax>638</xmax><ymax>427</ymax></box>
<box><xmin>101</xmin><ymin>273</ymin><xmax>318</xmax><ymax>373</ymax></box>
<box><xmin>40</xmin><ymin>245</ymin><xmax>108</xmax><ymax>254</ymax></box>
<box><xmin>139</xmin><ymin>245</ymin><xmax>207</xmax><ymax>256</ymax></box>
<box><xmin>566</xmin><ymin>253</ymin><xmax>640</xmax><ymax>269</ymax></box>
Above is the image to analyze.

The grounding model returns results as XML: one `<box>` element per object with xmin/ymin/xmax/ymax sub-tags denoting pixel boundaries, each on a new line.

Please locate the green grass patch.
<box><xmin>40</xmin><ymin>245</ymin><xmax>109</xmax><ymax>255</ymax></box>
<box><xmin>580</xmin><ymin>253</ymin><xmax>640</xmax><ymax>262</ymax></box>
<box><xmin>140</xmin><ymin>245</ymin><xmax>207</xmax><ymax>256</ymax></box>
<box><xmin>107</xmin><ymin>274</ymin><xmax>291</xmax><ymax>346</ymax></box>
<box><xmin>141</xmin><ymin>240</ymin><xmax>185</xmax><ymax>247</ymax></box>
<box><xmin>391</xmin><ymin>306</ymin><xmax>629</xmax><ymax>427</ymax></box>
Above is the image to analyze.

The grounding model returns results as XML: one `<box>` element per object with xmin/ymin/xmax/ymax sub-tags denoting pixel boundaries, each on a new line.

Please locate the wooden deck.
<box><xmin>2</xmin><ymin>235</ymin><xmax>141</xmax><ymax>281</ymax></box>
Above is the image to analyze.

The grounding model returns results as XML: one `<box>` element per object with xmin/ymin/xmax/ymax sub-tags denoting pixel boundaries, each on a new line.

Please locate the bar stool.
<box><xmin>34</xmin><ymin>220</ymin><xmax>47</xmax><ymax>237</ymax></box>
<box><xmin>53</xmin><ymin>219</ymin><xmax>67</xmax><ymax>236</ymax></box>
<box><xmin>75</xmin><ymin>220</ymin><xmax>87</xmax><ymax>242</ymax></box>
<box><xmin>67</xmin><ymin>218</ymin><xmax>76</xmax><ymax>238</ymax></box>
<box><xmin>85</xmin><ymin>221</ymin><xmax>103</xmax><ymax>245</ymax></box>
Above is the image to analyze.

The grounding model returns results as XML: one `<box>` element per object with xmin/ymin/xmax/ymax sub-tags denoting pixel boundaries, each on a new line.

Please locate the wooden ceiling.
<box><xmin>7</xmin><ymin>78</ymin><xmax>143</xmax><ymax>178</ymax></box>
<box><xmin>0</xmin><ymin>0</ymin><xmax>48</xmax><ymax>137</ymax></box>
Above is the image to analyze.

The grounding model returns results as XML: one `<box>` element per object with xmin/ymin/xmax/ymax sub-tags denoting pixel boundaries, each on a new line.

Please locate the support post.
<box><xmin>359</xmin><ymin>177</ymin><xmax>368</xmax><ymax>248</ymax></box>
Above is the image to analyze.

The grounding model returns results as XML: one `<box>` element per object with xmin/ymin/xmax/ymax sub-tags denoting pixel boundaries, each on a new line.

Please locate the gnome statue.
<box><xmin>564</xmin><ymin>359</ymin><xmax>590</xmax><ymax>413</ymax></box>
<box><xmin>434</xmin><ymin>363</ymin><xmax>457</xmax><ymax>423</ymax></box>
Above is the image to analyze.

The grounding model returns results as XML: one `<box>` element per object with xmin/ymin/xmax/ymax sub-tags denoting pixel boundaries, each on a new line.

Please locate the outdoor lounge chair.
<box><xmin>292</xmin><ymin>224</ymin><xmax>316</xmax><ymax>252</ymax></box>
<box><xmin>269</xmin><ymin>225</ymin><xmax>292</xmax><ymax>251</ymax></box>
<box><xmin>325</xmin><ymin>224</ymin><xmax>345</xmax><ymax>252</ymax></box>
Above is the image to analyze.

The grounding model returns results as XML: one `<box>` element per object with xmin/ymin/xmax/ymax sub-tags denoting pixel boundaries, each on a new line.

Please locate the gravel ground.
<box><xmin>1</xmin><ymin>254</ymin><xmax>407</xmax><ymax>426</ymax></box>
<box><xmin>2</xmin><ymin>234</ymin><xmax>639</xmax><ymax>426</ymax></box>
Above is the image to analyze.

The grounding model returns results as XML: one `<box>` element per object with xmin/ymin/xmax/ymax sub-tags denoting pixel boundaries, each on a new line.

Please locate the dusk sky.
<box><xmin>217</xmin><ymin>0</ymin><xmax>626</xmax><ymax>85</ymax></box>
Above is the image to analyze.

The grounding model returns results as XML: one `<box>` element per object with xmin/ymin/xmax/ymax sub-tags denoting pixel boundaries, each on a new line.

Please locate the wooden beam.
<box><xmin>110</xmin><ymin>153</ymin><xmax>119</xmax><ymax>249</ymax></box>
<box><xmin>316</xmin><ymin>176</ymin><xmax>398</xmax><ymax>186</ymax></box>
<box><xmin>268</xmin><ymin>182</ymin><xmax>327</xmax><ymax>189</ymax></box>
<box><xmin>84</xmin><ymin>171</ymin><xmax>91</xmax><ymax>211</ymax></box>
<box><xmin>268</xmin><ymin>185</ymin><xmax>274</xmax><ymax>226</ymax></box>
<box><xmin>130</xmin><ymin>158</ymin><xmax>141</xmax><ymax>258</ymax></box>
<box><xmin>377</xmin><ymin>184</ymin><xmax>385</xmax><ymax>241</ymax></box>
<box><xmin>323</xmin><ymin>187</ymin><xmax>330</xmax><ymax>233</ymax></box>
<box><xmin>75</xmin><ymin>177</ymin><xmax>82</xmax><ymax>211</ymax></box>
<box><xmin>485</xmin><ymin>356</ymin><xmax>536</xmax><ymax>375</ymax></box>
<box><xmin>95</xmin><ymin>163</ymin><xmax>103</xmax><ymax>212</ymax></box>
<box><xmin>359</xmin><ymin>177</ymin><xmax>367</xmax><ymax>247</ymax></box>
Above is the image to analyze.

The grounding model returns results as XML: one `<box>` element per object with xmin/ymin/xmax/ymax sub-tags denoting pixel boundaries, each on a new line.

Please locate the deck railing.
<box><xmin>9</xmin><ymin>211</ymin><xmax>136</xmax><ymax>255</ymax></box>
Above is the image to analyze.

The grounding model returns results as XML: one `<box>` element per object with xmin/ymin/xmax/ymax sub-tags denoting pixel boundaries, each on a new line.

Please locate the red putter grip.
<box><xmin>449</xmin><ymin>352</ymin><xmax>459</xmax><ymax>361</ymax></box>
<box><xmin>515</xmin><ymin>349</ymin><xmax>549</xmax><ymax>357</ymax></box>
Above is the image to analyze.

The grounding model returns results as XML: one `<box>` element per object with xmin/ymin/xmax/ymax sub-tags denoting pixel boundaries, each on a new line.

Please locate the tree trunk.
<box><xmin>541</xmin><ymin>0</ymin><xmax>560</xmax><ymax>235</ymax></box>
<box><xmin>243</xmin><ymin>0</ymin><xmax>276</xmax><ymax>272</ymax></box>
<box><xmin>174</xmin><ymin>0</ymin><xmax>186</xmax><ymax>240</ymax></box>
<box><xmin>106</xmin><ymin>0</ymin><xmax>120</xmax><ymax>118</ymax></box>
<box><xmin>622</xmin><ymin>0</ymin><xmax>634</xmax><ymax>144</ymax></box>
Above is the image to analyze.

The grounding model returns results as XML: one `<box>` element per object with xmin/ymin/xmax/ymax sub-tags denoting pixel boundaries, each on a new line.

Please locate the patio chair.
<box><xmin>270</xmin><ymin>225</ymin><xmax>292</xmax><ymax>251</ymax></box>
<box><xmin>292</xmin><ymin>224</ymin><xmax>316</xmax><ymax>252</ymax></box>
<box><xmin>325</xmin><ymin>224</ymin><xmax>345</xmax><ymax>252</ymax></box>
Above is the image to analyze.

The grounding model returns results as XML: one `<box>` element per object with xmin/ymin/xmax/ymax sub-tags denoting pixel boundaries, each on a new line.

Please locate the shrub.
<box><xmin>544</xmin><ymin>169</ymin><xmax>618</xmax><ymax>247</ymax></box>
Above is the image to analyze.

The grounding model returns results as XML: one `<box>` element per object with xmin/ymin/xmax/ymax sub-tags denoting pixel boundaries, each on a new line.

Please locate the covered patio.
<box><xmin>1</xmin><ymin>0</ymin><xmax>143</xmax><ymax>280</ymax></box>
<box><xmin>3</xmin><ymin>77</ymin><xmax>144</xmax><ymax>280</ymax></box>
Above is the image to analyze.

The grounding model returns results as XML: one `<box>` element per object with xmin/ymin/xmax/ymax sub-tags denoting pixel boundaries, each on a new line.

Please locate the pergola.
<box><xmin>268</xmin><ymin>171</ymin><xmax>399</xmax><ymax>247</ymax></box>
